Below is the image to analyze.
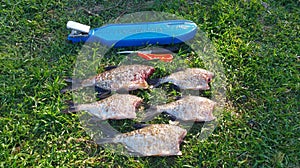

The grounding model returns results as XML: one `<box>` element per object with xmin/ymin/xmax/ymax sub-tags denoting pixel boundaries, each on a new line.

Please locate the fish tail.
<box><xmin>64</xmin><ymin>77</ymin><xmax>75</xmax><ymax>83</ymax></box>
<box><xmin>97</xmin><ymin>121</ymin><xmax>120</xmax><ymax>138</ymax></box>
<box><xmin>141</xmin><ymin>107</ymin><xmax>161</xmax><ymax>122</ymax></box>
<box><xmin>60</xmin><ymin>86</ymin><xmax>72</xmax><ymax>93</ymax></box>
<box><xmin>61</xmin><ymin>106</ymin><xmax>79</xmax><ymax>113</ymax></box>
<box><xmin>61</xmin><ymin>77</ymin><xmax>95</xmax><ymax>93</ymax></box>
<box><xmin>61</xmin><ymin>101</ymin><xmax>79</xmax><ymax>113</ymax></box>
<box><xmin>61</xmin><ymin>78</ymin><xmax>82</xmax><ymax>93</ymax></box>
<box><xmin>63</xmin><ymin>77</ymin><xmax>84</xmax><ymax>84</ymax></box>
<box><xmin>87</xmin><ymin>121</ymin><xmax>121</xmax><ymax>145</ymax></box>
<box><xmin>95</xmin><ymin>138</ymin><xmax>114</xmax><ymax>144</ymax></box>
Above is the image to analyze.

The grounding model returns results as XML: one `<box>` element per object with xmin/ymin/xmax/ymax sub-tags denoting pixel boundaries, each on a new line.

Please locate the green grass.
<box><xmin>1</xmin><ymin>0</ymin><xmax>299</xmax><ymax>167</ymax></box>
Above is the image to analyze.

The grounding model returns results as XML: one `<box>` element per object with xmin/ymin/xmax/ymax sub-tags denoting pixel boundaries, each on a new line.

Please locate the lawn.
<box><xmin>1</xmin><ymin>0</ymin><xmax>299</xmax><ymax>167</ymax></box>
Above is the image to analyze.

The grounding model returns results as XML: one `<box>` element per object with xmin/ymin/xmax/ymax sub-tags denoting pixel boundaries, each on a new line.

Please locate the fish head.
<box><xmin>127</xmin><ymin>66</ymin><xmax>154</xmax><ymax>90</ymax></box>
<box><xmin>204</xmin><ymin>101</ymin><xmax>217</xmax><ymax>121</ymax></box>
<box><xmin>143</xmin><ymin>66</ymin><xmax>155</xmax><ymax>79</ymax></box>
<box><xmin>180</xmin><ymin>68</ymin><xmax>214</xmax><ymax>90</ymax></box>
<box><xmin>199</xmin><ymin>79</ymin><xmax>210</xmax><ymax>90</ymax></box>
<box><xmin>133</xmin><ymin>66</ymin><xmax>155</xmax><ymax>81</ymax></box>
<box><xmin>204</xmin><ymin>72</ymin><xmax>214</xmax><ymax>83</ymax></box>
<box><xmin>196</xmin><ymin>68</ymin><xmax>214</xmax><ymax>83</ymax></box>
<box><xmin>205</xmin><ymin>112</ymin><xmax>216</xmax><ymax>121</ymax></box>
<box><xmin>132</xmin><ymin>96</ymin><xmax>143</xmax><ymax>108</ymax></box>
<box><xmin>191</xmin><ymin>77</ymin><xmax>211</xmax><ymax>90</ymax></box>
<box><xmin>198</xmin><ymin>70</ymin><xmax>214</xmax><ymax>90</ymax></box>
<box><xmin>177</xmin><ymin>126</ymin><xmax>187</xmax><ymax>142</ymax></box>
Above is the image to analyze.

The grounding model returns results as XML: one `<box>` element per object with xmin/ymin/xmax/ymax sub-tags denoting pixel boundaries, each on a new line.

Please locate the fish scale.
<box><xmin>97</xmin><ymin>124</ymin><xmax>187</xmax><ymax>156</ymax></box>
<box><xmin>94</xmin><ymin>65</ymin><xmax>155</xmax><ymax>91</ymax></box>
<box><xmin>61</xmin><ymin>64</ymin><xmax>155</xmax><ymax>93</ymax></box>
<box><xmin>66</xmin><ymin>94</ymin><xmax>142</xmax><ymax>120</ymax></box>
<box><xmin>156</xmin><ymin>68</ymin><xmax>214</xmax><ymax>90</ymax></box>
<box><xmin>142</xmin><ymin>96</ymin><xmax>216</xmax><ymax>122</ymax></box>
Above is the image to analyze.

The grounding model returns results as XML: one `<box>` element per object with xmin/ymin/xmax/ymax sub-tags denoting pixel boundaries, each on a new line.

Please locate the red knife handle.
<box><xmin>137</xmin><ymin>53</ymin><xmax>173</xmax><ymax>62</ymax></box>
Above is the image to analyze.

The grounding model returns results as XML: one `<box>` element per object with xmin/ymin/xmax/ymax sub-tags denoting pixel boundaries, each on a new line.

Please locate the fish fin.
<box><xmin>96</xmin><ymin>91</ymin><xmax>112</xmax><ymax>100</ymax></box>
<box><xmin>95</xmin><ymin>87</ymin><xmax>111</xmax><ymax>99</ymax></box>
<box><xmin>60</xmin><ymin>85</ymin><xmax>72</xmax><ymax>93</ymax></box>
<box><xmin>174</xmin><ymin>95</ymin><xmax>182</xmax><ymax>101</ymax></box>
<box><xmin>124</xmin><ymin>145</ymin><xmax>144</xmax><ymax>156</ymax></box>
<box><xmin>104</xmin><ymin>65</ymin><xmax>118</xmax><ymax>71</ymax></box>
<box><xmin>95</xmin><ymin>86</ymin><xmax>110</xmax><ymax>93</ymax></box>
<box><xmin>133</xmin><ymin>123</ymin><xmax>151</xmax><ymax>129</ymax></box>
<box><xmin>162</xmin><ymin>112</ymin><xmax>177</xmax><ymax>121</ymax></box>
<box><xmin>146</xmin><ymin>78</ymin><xmax>161</xmax><ymax>87</ymax></box>
<box><xmin>95</xmin><ymin>138</ymin><xmax>114</xmax><ymax>144</ymax></box>
<box><xmin>169</xmin><ymin>114</ymin><xmax>177</xmax><ymax>121</ymax></box>
<box><xmin>141</xmin><ymin>107</ymin><xmax>161</xmax><ymax>122</ymax></box>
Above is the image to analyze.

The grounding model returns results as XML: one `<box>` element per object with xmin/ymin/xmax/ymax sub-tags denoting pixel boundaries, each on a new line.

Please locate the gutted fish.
<box><xmin>142</xmin><ymin>96</ymin><xmax>216</xmax><ymax>122</ymax></box>
<box><xmin>97</xmin><ymin>124</ymin><xmax>187</xmax><ymax>156</ymax></box>
<box><xmin>63</xmin><ymin>94</ymin><xmax>142</xmax><ymax>120</ymax></box>
<box><xmin>62</xmin><ymin>64</ymin><xmax>155</xmax><ymax>92</ymax></box>
<box><xmin>153</xmin><ymin>68</ymin><xmax>214</xmax><ymax>90</ymax></box>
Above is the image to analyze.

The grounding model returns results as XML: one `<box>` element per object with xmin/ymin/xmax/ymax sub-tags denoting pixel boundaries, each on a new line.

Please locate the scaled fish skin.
<box><xmin>65</xmin><ymin>94</ymin><xmax>142</xmax><ymax>120</ymax></box>
<box><xmin>142</xmin><ymin>96</ymin><xmax>216</xmax><ymax>122</ymax></box>
<box><xmin>155</xmin><ymin>68</ymin><xmax>214</xmax><ymax>90</ymax></box>
<box><xmin>97</xmin><ymin>124</ymin><xmax>187</xmax><ymax>156</ymax></box>
<box><xmin>65</xmin><ymin>64</ymin><xmax>155</xmax><ymax>92</ymax></box>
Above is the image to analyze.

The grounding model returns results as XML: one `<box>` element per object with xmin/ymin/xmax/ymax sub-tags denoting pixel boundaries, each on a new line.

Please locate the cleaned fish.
<box><xmin>62</xmin><ymin>64</ymin><xmax>155</xmax><ymax>92</ymax></box>
<box><xmin>63</xmin><ymin>94</ymin><xmax>142</xmax><ymax>120</ymax></box>
<box><xmin>142</xmin><ymin>96</ymin><xmax>216</xmax><ymax>122</ymax></box>
<box><xmin>153</xmin><ymin>68</ymin><xmax>214</xmax><ymax>90</ymax></box>
<box><xmin>97</xmin><ymin>124</ymin><xmax>187</xmax><ymax>156</ymax></box>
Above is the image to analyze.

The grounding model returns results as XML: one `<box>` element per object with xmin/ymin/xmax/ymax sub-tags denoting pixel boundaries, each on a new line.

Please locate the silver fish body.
<box><xmin>143</xmin><ymin>96</ymin><xmax>216</xmax><ymax>122</ymax></box>
<box><xmin>157</xmin><ymin>68</ymin><xmax>214</xmax><ymax>90</ymax></box>
<box><xmin>93</xmin><ymin>64</ymin><xmax>155</xmax><ymax>91</ymax></box>
<box><xmin>98</xmin><ymin>124</ymin><xmax>187</xmax><ymax>156</ymax></box>
<box><xmin>70</xmin><ymin>94</ymin><xmax>142</xmax><ymax>120</ymax></box>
